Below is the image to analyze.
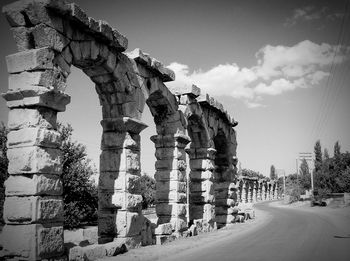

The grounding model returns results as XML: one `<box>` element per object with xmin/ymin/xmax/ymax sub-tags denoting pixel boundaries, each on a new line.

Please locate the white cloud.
<box><xmin>166</xmin><ymin>40</ymin><xmax>349</xmax><ymax>108</ymax></box>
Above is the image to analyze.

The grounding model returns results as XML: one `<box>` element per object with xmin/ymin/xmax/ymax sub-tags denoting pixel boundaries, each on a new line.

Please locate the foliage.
<box><xmin>324</xmin><ymin>148</ymin><xmax>329</xmax><ymax>160</ymax></box>
<box><xmin>139</xmin><ymin>173</ymin><xmax>156</xmax><ymax>209</ymax></box>
<box><xmin>241</xmin><ymin>168</ymin><xmax>265</xmax><ymax>179</ymax></box>
<box><xmin>0</xmin><ymin>122</ymin><xmax>9</xmax><ymax>224</ymax></box>
<box><xmin>299</xmin><ymin>158</ymin><xmax>311</xmax><ymax>192</ymax></box>
<box><xmin>276</xmin><ymin>176</ymin><xmax>284</xmax><ymax>197</ymax></box>
<box><xmin>313</xmin><ymin>140</ymin><xmax>350</xmax><ymax>194</ymax></box>
<box><xmin>284</xmin><ymin>173</ymin><xmax>301</xmax><ymax>203</ymax></box>
<box><xmin>334</xmin><ymin>141</ymin><xmax>341</xmax><ymax>160</ymax></box>
<box><xmin>314</xmin><ymin>140</ymin><xmax>322</xmax><ymax>172</ymax></box>
<box><xmin>270</xmin><ymin>165</ymin><xmax>277</xmax><ymax>180</ymax></box>
<box><xmin>59</xmin><ymin>123</ymin><xmax>98</xmax><ymax>229</ymax></box>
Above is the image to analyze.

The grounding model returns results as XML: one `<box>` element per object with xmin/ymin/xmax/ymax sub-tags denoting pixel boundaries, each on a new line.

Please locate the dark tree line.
<box><xmin>313</xmin><ymin>140</ymin><xmax>350</xmax><ymax>195</ymax></box>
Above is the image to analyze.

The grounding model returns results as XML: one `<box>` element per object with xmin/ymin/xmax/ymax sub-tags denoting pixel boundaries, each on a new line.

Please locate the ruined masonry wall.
<box><xmin>0</xmin><ymin>0</ymin><xmax>241</xmax><ymax>260</ymax></box>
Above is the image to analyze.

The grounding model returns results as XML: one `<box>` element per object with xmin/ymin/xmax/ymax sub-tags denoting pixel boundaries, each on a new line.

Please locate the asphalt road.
<box><xmin>162</xmin><ymin>202</ymin><xmax>350</xmax><ymax>261</ymax></box>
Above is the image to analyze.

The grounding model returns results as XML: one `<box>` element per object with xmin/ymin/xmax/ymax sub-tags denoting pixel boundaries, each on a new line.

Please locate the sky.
<box><xmin>0</xmin><ymin>0</ymin><xmax>349</xmax><ymax>177</ymax></box>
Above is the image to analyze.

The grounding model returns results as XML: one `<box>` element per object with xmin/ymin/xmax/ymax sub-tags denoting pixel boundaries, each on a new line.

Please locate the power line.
<box><xmin>309</xmin><ymin>0</ymin><xmax>350</xmax><ymax>142</ymax></box>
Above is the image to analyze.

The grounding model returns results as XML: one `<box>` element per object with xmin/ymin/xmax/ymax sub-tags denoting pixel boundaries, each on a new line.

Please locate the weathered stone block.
<box><xmin>215</xmin><ymin>214</ymin><xmax>235</xmax><ymax>224</ymax></box>
<box><xmin>156</xmin><ymin>191</ymin><xmax>186</xmax><ymax>203</ymax></box>
<box><xmin>68</xmin><ymin>3</ymin><xmax>89</xmax><ymax>26</ymax></box>
<box><xmin>53</xmin><ymin>53</ymin><xmax>71</xmax><ymax>76</ymax></box>
<box><xmin>116</xmin><ymin>211</ymin><xmax>144</xmax><ymax>237</ymax></box>
<box><xmin>103</xmin><ymin>240</ymin><xmax>127</xmax><ymax>256</ymax></box>
<box><xmin>98</xmin><ymin>190</ymin><xmax>116</xmax><ymax>210</ymax></box>
<box><xmin>2</xmin><ymin>0</ymin><xmax>67</xmax><ymax>28</ymax></box>
<box><xmin>112</xmin><ymin>28</ymin><xmax>128</xmax><ymax>51</ymax></box>
<box><xmin>156</xmin><ymin>180</ymin><xmax>186</xmax><ymax>193</ymax></box>
<box><xmin>215</xmin><ymin>198</ymin><xmax>236</xmax><ymax>207</ymax></box>
<box><xmin>169</xmin><ymin>84</ymin><xmax>200</xmax><ymax>97</ymax></box>
<box><xmin>7</xmin><ymin>128</ymin><xmax>61</xmax><ymax>149</ymax></box>
<box><xmin>155</xmin><ymin>159</ymin><xmax>187</xmax><ymax>171</ymax></box>
<box><xmin>5</xmin><ymin>174</ymin><xmax>62</xmax><ymax>196</ymax></box>
<box><xmin>1</xmin><ymin>224</ymin><xmax>63</xmax><ymax>259</ymax></box>
<box><xmin>8</xmin><ymin>69</ymin><xmax>67</xmax><ymax>92</ymax></box>
<box><xmin>6</xmin><ymin>47</ymin><xmax>55</xmax><ymax>73</ymax></box>
<box><xmin>98</xmin><ymin>172</ymin><xmax>116</xmax><ymax>191</ymax></box>
<box><xmin>119</xmin><ymin>149</ymin><xmax>140</xmax><ymax>172</ymax></box>
<box><xmin>7</xmin><ymin>146</ymin><xmax>62</xmax><ymax>175</ymax></box>
<box><xmin>155</xmin><ymin>234</ymin><xmax>176</xmax><ymax>245</ymax></box>
<box><xmin>127</xmin><ymin>48</ymin><xmax>151</xmax><ymax>66</ymax></box>
<box><xmin>100</xmin><ymin>150</ymin><xmax>122</xmax><ymax>172</ymax></box>
<box><xmin>100</xmin><ymin>117</ymin><xmax>147</xmax><ymax>134</ymax></box>
<box><xmin>8</xmin><ymin>108</ymin><xmax>57</xmax><ymax>130</ymax></box>
<box><xmin>32</xmin><ymin>24</ymin><xmax>69</xmax><ymax>52</ymax></box>
<box><xmin>71</xmin><ymin>244</ymin><xmax>106</xmax><ymax>261</ymax></box>
<box><xmin>150</xmin><ymin>58</ymin><xmax>175</xmax><ymax>82</ymax></box>
<box><xmin>154</xmin><ymin>170</ymin><xmax>186</xmax><ymax>182</ymax></box>
<box><xmin>190</xmin><ymin>170</ymin><xmax>214</xmax><ymax>181</ymax></box>
<box><xmin>190</xmin><ymin>191</ymin><xmax>215</xmax><ymax>204</ymax></box>
<box><xmin>69</xmin><ymin>40</ymin><xmax>83</xmax><ymax>65</ymax></box>
<box><xmin>190</xmin><ymin>180</ymin><xmax>213</xmax><ymax>192</ymax></box>
<box><xmin>10</xmin><ymin>26</ymin><xmax>34</xmax><ymax>51</ymax></box>
<box><xmin>4</xmin><ymin>196</ymin><xmax>63</xmax><ymax>224</ymax></box>
<box><xmin>213</xmin><ymin>169</ymin><xmax>234</xmax><ymax>181</ymax></box>
<box><xmin>140</xmin><ymin>220</ymin><xmax>153</xmax><ymax>246</ymax></box>
<box><xmin>98</xmin><ymin>211</ymin><xmax>116</xmax><ymax>237</ymax></box>
<box><xmin>157</xmin><ymin>216</ymin><xmax>187</xmax><ymax>232</ymax></box>
<box><xmin>112</xmin><ymin>191</ymin><xmax>142</xmax><ymax>211</ymax></box>
<box><xmin>114</xmin><ymin>172</ymin><xmax>141</xmax><ymax>193</ymax></box>
<box><xmin>155</xmin><ymin>147</ymin><xmax>185</xmax><ymax>160</ymax></box>
<box><xmin>190</xmin><ymin>159</ymin><xmax>215</xmax><ymax>171</ymax></box>
<box><xmin>154</xmin><ymin>223</ymin><xmax>172</xmax><ymax>235</ymax></box>
<box><xmin>190</xmin><ymin>204</ymin><xmax>215</xmax><ymax>222</ymax></box>
<box><xmin>156</xmin><ymin>203</ymin><xmax>186</xmax><ymax>217</ymax></box>
<box><xmin>102</xmin><ymin>50</ymin><xmax>117</xmax><ymax>72</ymax></box>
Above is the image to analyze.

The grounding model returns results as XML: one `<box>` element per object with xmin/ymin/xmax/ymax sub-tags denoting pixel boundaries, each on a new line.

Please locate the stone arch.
<box><xmin>1</xmin><ymin>1</ymin><xmax>174</xmax><ymax>258</ymax></box>
<box><xmin>184</xmin><ymin>102</ymin><xmax>215</xmax><ymax>230</ymax></box>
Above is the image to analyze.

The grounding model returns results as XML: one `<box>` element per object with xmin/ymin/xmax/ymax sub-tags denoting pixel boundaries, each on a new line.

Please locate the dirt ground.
<box><xmin>99</xmin><ymin>200</ymin><xmax>350</xmax><ymax>261</ymax></box>
<box><xmin>99</xmin><ymin>205</ymin><xmax>272</xmax><ymax>261</ymax></box>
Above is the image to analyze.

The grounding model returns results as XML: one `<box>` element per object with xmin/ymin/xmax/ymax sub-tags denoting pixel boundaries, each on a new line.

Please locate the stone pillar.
<box><xmin>152</xmin><ymin>133</ymin><xmax>190</xmax><ymax>235</ymax></box>
<box><xmin>237</xmin><ymin>185</ymin><xmax>241</xmax><ymax>203</ymax></box>
<box><xmin>98</xmin><ymin>117</ymin><xmax>147</xmax><ymax>243</ymax></box>
<box><xmin>252</xmin><ymin>182</ymin><xmax>257</xmax><ymax>203</ymax></box>
<box><xmin>274</xmin><ymin>183</ymin><xmax>278</xmax><ymax>199</ymax></box>
<box><xmin>247</xmin><ymin>181</ymin><xmax>252</xmax><ymax>203</ymax></box>
<box><xmin>262</xmin><ymin>183</ymin><xmax>266</xmax><ymax>201</ymax></box>
<box><xmin>1</xmin><ymin>49</ymin><xmax>70</xmax><ymax>260</ymax></box>
<box><xmin>241</xmin><ymin>181</ymin><xmax>247</xmax><ymax>203</ymax></box>
<box><xmin>187</xmin><ymin>147</ymin><xmax>216</xmax><ymax>231</ymax></box>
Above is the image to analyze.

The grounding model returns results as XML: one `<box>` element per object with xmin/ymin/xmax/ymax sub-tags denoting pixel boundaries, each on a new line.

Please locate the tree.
<box><xmin>139</xmin><ymin>173</ymin><xmax>156</xmax><ymax>209</ymax></box>
<box><xmin>285</xmin><ymin>173</ymin><xmax>301</xmax><ymax>203</ymax></box>
<box><xmin>0</xmin><ymin>122</ymin><xmax>9</xmax><ymax>224</ymax></box>
<box><xmin>270</xmin><ymin>165</ymin><xmax>276</xmax><ymax>180</ymax></box>
<box><xmin>324</xmin><ymin>148</ymin><xmax>329</xmax><ymax>160</ymax></box>
<box><xmin>299</xmin><ymin>158</ymin><xmax>311</xmax><ymax>191</ymax></box>
<box><xmin>334</xmin><ymin>141</ymin><xmax>341</xmax><ymax>159</ymax></box>
<box><xmin>59</xmin><ymin>123</ymin><xmax>98</xmax><ymax>229</ymax></box>
<box><xmin>241</xmin><ymin>168</ymin><xmax>265</xmax><ymax>179</ymax></box>
<box><xmin>314</xmin><ymin>140</ymin><xmax>322</xmax><ymax>172</ymax></box>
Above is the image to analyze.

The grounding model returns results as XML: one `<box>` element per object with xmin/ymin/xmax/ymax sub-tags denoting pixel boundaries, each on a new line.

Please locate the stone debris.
<box><xmin>0</xmin><ymin>0</ymin><xmax>278</xmax><ymax>260</ymax></box>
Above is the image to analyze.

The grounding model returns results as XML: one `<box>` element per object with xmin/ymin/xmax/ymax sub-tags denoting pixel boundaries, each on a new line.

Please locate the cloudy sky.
<box><xmin>0</xmin><ymin>0</ymin><xmax>349</xmax><ymax>177</ymax></box>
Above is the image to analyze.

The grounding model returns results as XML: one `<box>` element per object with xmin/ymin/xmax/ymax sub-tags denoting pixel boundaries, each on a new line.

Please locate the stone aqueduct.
<box><xmin>0</xmin><ymin>0</ymin><xmax>278</xmax><ymax>260</ymax></box>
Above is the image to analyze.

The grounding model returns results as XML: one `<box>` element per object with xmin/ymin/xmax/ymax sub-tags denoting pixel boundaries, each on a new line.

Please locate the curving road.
<box><xmin>162</xmin><ymin>202</ymin><xmax>350</xmax><ymax>261</ymax></box>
